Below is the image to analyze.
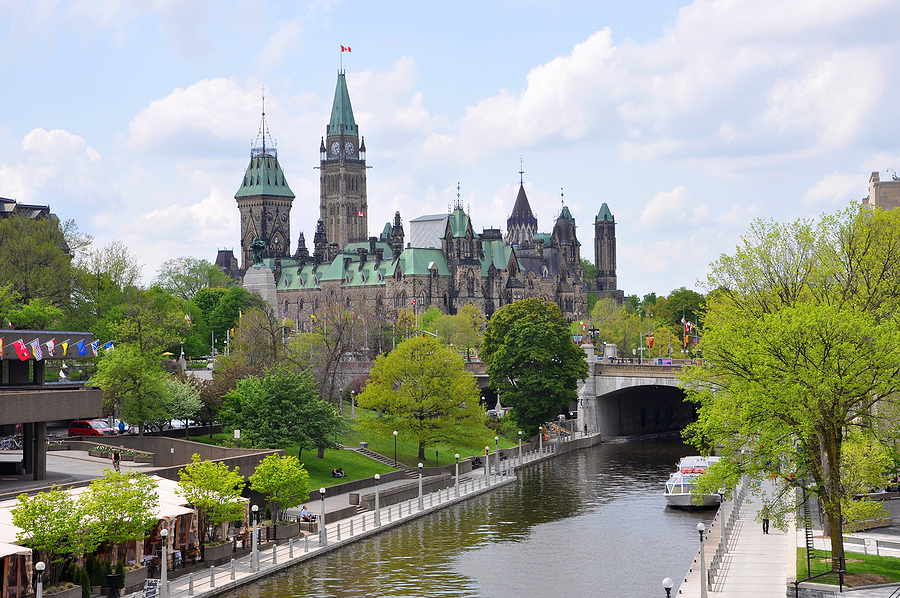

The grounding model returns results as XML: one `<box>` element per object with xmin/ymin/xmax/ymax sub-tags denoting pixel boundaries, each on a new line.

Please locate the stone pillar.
<box><xmin>32</xmin><ymin>421</ymin><xmax>47</xmax><ymax>480</ymax></box>
<box><xmin>23</xmin><ymin>422</ymin><xmax>34</xmax><ymax>474</ymax></box>
<box><xmin>242</xmin><ymin>265</ymin><xmax>278</xmax><ymax>314</ymax></box>
<box><xmin>576</xmin><ymin>343</ymin><xmax>597</xmax><ymax>436</ymax></box>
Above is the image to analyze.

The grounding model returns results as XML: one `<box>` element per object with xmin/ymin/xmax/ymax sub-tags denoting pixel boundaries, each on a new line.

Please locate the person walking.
<box><xmin>762</xmin><ymin>503</ymin><xmax>770</xmax><ymax>534</ymax></box>
<box><xmin>112</xmin><ymin>449</ymin><xmax>121</xmax><ymax>473</ymax></box>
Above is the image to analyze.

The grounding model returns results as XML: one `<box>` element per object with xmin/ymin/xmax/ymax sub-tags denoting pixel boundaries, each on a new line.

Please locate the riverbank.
<box><xmin>125</xmin><ymin>433</ymin><xmax>602</xmax><ymax>598</ymax></box>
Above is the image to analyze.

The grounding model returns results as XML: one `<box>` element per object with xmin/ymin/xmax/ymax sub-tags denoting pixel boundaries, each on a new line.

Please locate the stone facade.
<box><xmin>866</xmin><ymin>170</ymin><xmax>900</xmax><ymax>211</ymax></box>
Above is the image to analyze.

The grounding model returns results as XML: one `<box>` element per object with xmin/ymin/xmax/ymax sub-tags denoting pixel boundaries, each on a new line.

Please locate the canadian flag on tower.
<box><xmin>411</xmin><ymin>299</ymin><xmax>416</xmax><ymax>306</ymax></box>
<box><xmin>341</xmin><ymin>45</ymin><xmax>351</xmax><ymax>52</ymax></box>
<box><xmin>357</xmin><ymin>210</ymin><xmax>365</xmax><ymax>217</ymax></box>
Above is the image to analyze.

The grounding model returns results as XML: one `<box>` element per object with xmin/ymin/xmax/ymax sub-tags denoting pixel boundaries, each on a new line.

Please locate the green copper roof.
<box><xmin>480</xmin><ymin>239</ymin><xmax>514</xmax><ymax>276</ymax></box>
<box><xmin>596</xmin><ymin>203</ymin><xmax>614</xmax><ymax>222</ymax></box>
<box><xmin>380</xmin><ymin>222</ymin><xmax>393</xmax><ymax>240</ymax></box>
<box><xmin>444</xmin><ymin>208</ymin><xmax>476</xmax><ymax>239</ymax></box>
<box><xmin>235</xmin><ymin>154</ymin><xmax>295</xmax><ymax>199</ymax></box>
<box><xmin>560</xmin><ymin>205</ymin><xmax>574</xmax><ymax>225</ymax></box>
<box><xmin>328</xmin><ymin>73</ymin><xmax>358</xmax><ymax>137</ymax></box>
<box><xmin>386</xmin><ymin>249</ymin><xmax>450</xmax><ymax>277</ymax></box>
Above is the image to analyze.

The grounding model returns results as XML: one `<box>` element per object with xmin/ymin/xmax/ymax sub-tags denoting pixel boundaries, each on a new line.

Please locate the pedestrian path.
<box><xmin>677</xmin><ymin>484</ymin><xmax>790</xmax><ymax>597</ymax></box>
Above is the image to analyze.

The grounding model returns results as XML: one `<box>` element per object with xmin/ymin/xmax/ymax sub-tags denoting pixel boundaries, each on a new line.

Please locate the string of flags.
<box><xmin>0</xmin><ymin>337</ymin><xmax>115</xmax><ymax>361</ymax></box>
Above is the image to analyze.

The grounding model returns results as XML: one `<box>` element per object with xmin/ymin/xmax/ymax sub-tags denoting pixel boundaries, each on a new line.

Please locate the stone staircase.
<box><xmin>354</xmin><ymin>446</ymin><xmax>417</xmax><ymax>475</ymax></box>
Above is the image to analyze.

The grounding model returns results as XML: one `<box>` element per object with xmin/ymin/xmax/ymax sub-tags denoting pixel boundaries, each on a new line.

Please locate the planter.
<box><xmin>274</xmin><ymin>521</ymin><xmax>299</xmax><ymax>540</ymax></box>
<box><xmin>134</xmin><ymin>456</ymin><xmax>154</xmax><ymax>464</ymax></box>
<box><xmin>46</xmin><ymin>444</ymin><xmax>69</xmax><ymax>451</ymax></box>
<box><xmin>123</xmin><ymin>566</ymin><xmax>147</xmax><ymax>593</ymax></box>
<box><xmin>88</xmin><ymin>450</ymin><xmax>109</xmax><ymax>459</ymax></box>
<box><xmin>43</xmin><ymin>585</ymin><xmax>82</xmax><ymax>598</ymax></box>
<box><xmin>202</xmin><ymin>541</ymin><xmax>234</xmax><ymax>565</ymax></box>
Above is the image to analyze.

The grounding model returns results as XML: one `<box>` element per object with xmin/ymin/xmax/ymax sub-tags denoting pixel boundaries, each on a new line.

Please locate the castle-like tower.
<box><xmin>235</xmin><ymin>103</ymin><xmax>295</xmax><ymax>271</ymax></box>
<box><xmin>505</xmin><ymin>184</ymin><xmax>537</xmax><ymax>246</ymax></box>
<box><xmin>319</xmin><ymin>72</ymin><xmax>368</xmax><ymax>249</ymax></box>
<box><xmin>594</xmin><ymin>203</ymin><xmax>617</xmax><ymax>292</ymax></box>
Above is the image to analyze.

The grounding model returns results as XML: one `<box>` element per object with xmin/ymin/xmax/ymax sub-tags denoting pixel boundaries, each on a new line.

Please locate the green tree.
<box><xmin>90</xmin><ymin>345</ymin><xmax>168</xmax><ymax>434</ymax></box>
<box><xmin>358</xmin><ymin>335</ymin><xmax>485</xmax><ymax>459</ymax></box>
<box><xmin>113</xmin><ymin>287</ymin><xmax>187</xmax><ymax>355</ymax></box>
<box><xmin>207</xmin><ymin>287</ymin><xmax>266</xmax><ymax>352</ymax></box>
<box><xmin>248</xmin><ymin>454</ymin><xmax>309</xmax><ymax>521</ymax></box>
<box><xmin>0</xmin><ymin>215</ymin><xmax>74</xmax><ymax>306</ymax></box>
<box><xmin>683</xmin><ymin>207</ymin><xmax>900</xmax><ymax>569</ymax></box>
<box><xmin>177</xmin><ymin>454</ymin><xmax>246</xmax><ymax>544</ymax></box>
<box><xmin>223</xmin><ymin>368</ymin><xmax>343</xmax><ymax>457</ymax></box>
<box><xmin>66</xmin><ymin>240</ymin><xmax>140</xmax><ymax>339</ymax></box>
<box><xmin>80</xmin><ymin>470</ymin><xmax>159</xmax><ymax>562</ymax></box>
<box><xmin>153</xmin><ymin>257</ymin><xmax>234</xmax><ymax>301</ymax></box>
<box><xmin>432</xmin><ymin>304</ymin><xmax>484</xmax><ymax>352</ymax></box>
<box><xmin>12</xmin><ymin>487</ymin><xmax>85</xmax><ymax>586</ymax></box>
<box><xmin>481</xmin><ymin>298</ymin><xmax>588</xmax><ymax>434</ymax></box>
<box><xmin>164</xmin><ymin>375</ymin><xmax>203</xmax><ymax>436</ymax></box>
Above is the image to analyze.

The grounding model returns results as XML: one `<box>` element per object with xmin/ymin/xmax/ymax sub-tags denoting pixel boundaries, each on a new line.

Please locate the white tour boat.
<box><xmin>664</xmin><ymin>456</ymin><xmax>722</xmax><ymax>508</ymax></box>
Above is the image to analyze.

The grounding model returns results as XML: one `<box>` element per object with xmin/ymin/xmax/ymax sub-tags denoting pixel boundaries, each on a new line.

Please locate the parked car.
<box><xmin>68</xmin><ymin>420</ymin><xmax>117</xmax><ymax>437</ymax></box>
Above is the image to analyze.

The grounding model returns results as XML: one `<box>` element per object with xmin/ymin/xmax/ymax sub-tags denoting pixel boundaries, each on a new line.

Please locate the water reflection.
<box><xmin>219</xmin><ymin>439</ymin><xmax>713</xmax><ymax>598</ymax></box>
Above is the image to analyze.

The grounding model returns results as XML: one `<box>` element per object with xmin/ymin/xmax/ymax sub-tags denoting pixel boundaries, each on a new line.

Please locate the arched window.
<box><xmin>346</xmin><ymin>295</ymin><xmax>351</xmax><ymax>308</ymax></box>
<box><xmin>467</xmin><ymin>272</ymin><xmax>475</xmax><ymax>297</ymax></box>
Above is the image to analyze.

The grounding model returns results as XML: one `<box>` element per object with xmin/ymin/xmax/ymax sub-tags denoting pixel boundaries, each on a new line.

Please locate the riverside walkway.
<box><xmin>122</xmin><ymin>443</ymin><xmax>567</xmax><ymax>598</ymax></box>
<box><xmin>675</xmin><ymin>479</ymin><xmax>900</xmax><ymax>597</ymax></box>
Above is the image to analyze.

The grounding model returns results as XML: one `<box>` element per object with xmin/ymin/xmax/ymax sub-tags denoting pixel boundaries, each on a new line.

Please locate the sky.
<box><xmin>1</xmin><ymin>0</ymin><xmax>899</xmax><ymax>299</ymax></box>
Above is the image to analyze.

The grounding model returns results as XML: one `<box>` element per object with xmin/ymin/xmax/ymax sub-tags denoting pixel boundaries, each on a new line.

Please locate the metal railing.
<box><xmin>706</xmin><ymin>477</ymin><xmax>748</xmax><ymax>588</ymax></box>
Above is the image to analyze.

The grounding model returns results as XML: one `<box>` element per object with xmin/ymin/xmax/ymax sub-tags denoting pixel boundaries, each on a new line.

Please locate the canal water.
<box><xmin>220</xmin><ymin>439</ymin><xmax>713</xmax><ymax>598</ymax></box>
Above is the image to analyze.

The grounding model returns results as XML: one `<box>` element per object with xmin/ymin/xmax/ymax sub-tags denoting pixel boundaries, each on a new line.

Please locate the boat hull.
<box><xmin>664</xmin><ymin>493</ymin><xmax>721</xmax><ymax>508</ymax></box>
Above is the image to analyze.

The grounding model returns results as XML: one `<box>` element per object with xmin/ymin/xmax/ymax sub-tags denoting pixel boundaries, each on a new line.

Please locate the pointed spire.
<box><xmin>252</xmin><ymin>86</ymin><xmax>277</xmax><ymax>158</ymax></box>
<box><xmin>328</xmin><ymin>73</ymin><xmax>358</xmax><ymax>137</ymax></box>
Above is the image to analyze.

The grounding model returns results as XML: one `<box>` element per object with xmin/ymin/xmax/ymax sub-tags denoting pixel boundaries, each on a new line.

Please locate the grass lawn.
<box><xmin>344</xmin><ymin>408</ymin><xmax>521</xmax><ymax>468</ymax></box>
<box><xmin>185</xmin><ymin>409</ymin><xmax>523</xmax><ymax>487</ymax></box>
<box><xmin>797</xmin><ymin>547</ymin><xmax>900</xmax><ymax>587</ymax></box>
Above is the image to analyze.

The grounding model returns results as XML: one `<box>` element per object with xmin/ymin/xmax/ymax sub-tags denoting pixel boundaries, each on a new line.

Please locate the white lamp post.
<box><xmin>393</xmin><ymin>430</ymin><xmax>398</xmax><ymax>467</ymax></box>
<box><xmin>374</xmin><ymin>474</ymin><xmax>381</xmax><ymax>526</ymax></box>
<box><xmin>485</xmin><ymin>446</ymin><xmax>491</xmax><ymax>485</ymax></box>
<box><xmin>454</xmin><ymin>454</ymin><xmax>460</xmax><ymax>497</ymax></box>
<box><xmin>319</xmin><ymin>488</ymin><xmax>327</xmax><ymax>546</ymax></box>
<box><xmin>251</xmin><ymin>505</ymin><xmax>259</xmax><ymax>572</ymax></box>
<box><xmin>160</xmin><ymin>528</ymin><xmax>169</xmax><ymax>598</ymax></box>
<box><xmin>418</xmin><ymin>463</ymin><xmax>424</xmax><ymax>510</ymax></box>
<box><xmin>663</xmin><ymin>577</ymin><xmax>674</xmax><ymax>598</ymax></box>
<box><xmin>539</xmin><ymin>426</ymin><xmax>543</xmax><ymax>454</ymax></box>
<box><xmin>518</xmin><ymin>430</ymin><xmax>522</xmax><ymax>464</ymax></box>
<box><xmin>35</xmin><ymin>561</ymin><xmax>45</xmax><ymax>598</ymax></box>
<box><xmin>697</xmin><ymin>522</ymin><xmax>708</xmax><ymax>598</ymax></box>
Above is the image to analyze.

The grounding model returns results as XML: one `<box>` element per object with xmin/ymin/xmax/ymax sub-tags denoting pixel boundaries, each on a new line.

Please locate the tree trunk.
<box><xmin>821</xmin><ymin>431</ymin><xmax>845</xmax><ymax>571</ymax></box>
<box><xmin>418</xmin><ymin>441</ymin><xmax>425</xmax><ymax>460</ymax></box>
<box><xmin>317</xmin><ymin>446</ymin><xmax>325</xmax><ymax>459</ymax></box>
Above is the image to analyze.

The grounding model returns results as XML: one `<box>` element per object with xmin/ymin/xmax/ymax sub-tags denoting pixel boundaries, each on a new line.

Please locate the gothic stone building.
<box><xmin>229</xmin><ymin>72</ymin><xmax>621</xmax><ymax>325</ymax></box>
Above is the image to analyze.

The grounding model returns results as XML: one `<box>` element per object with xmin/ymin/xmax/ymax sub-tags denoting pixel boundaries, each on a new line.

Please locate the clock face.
<box><xmin>345</xmin><ymin>141</ymin><xmax>355</xmax><ymax>155</ymax></box>
<box><xmin>331</xmin><ymin>142</ymin><xmax>340</xmax><ymax>156</ymax></box>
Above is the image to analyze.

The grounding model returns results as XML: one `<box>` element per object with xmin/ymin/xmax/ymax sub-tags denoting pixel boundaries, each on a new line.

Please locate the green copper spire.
<box><xmin>328</xmin><ymin>73</ymin><xmax>358</xmax><ymax>137</ymax></box>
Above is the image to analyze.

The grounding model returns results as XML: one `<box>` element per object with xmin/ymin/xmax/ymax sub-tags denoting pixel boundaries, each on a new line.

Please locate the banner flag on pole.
<box><xmin>45</xmin><ymin>338</ymin><xmax>56</xmax><ymax>356</ymax></box>
<box><xmin>76</xmin><ymin>339</ymin><xmax>87</xmax><ymax>356</ymax></box>
<box><xmin>29</xmin><ymin>340</ymin><xmax>43</xmax><ymax>361</ymax></box>
<box><xmin>60</xmin><ymin>339</ymin><xmax>69</xmax><ymax>356</ymax></box>
<box><xmin>90</xmin><ymin>340</ymin><xmax>99</xmax><ymax>357</ymax></box>
<box><xmin>103</xmin><ymin>341</ymin><xmax>114</xmax><ymax>353</ymax></box>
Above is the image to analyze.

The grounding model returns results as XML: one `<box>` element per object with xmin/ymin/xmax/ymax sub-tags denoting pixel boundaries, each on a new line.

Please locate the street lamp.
<box><xmin>697</xmin><ymin>522</ymin><xmax>708</xmax><ymax>598</ymax></box>
<box><xmin>539</xmin><ymin>426</ymin><xmax>543</xmax><ymax>454</ymax></box>
<box><xmin>351</xmin><ymin>391</ymin><xmax>356</xmax><ymax>419</ymax></box>
<box><xmin>454</xmin><ymin>453</ymin><xmax>460</xmax><ymax>497</ymax></box>
<box><xmin>485</xmin><ymin>446</ymin><xmax>491</xmax><ymax>485</ymax></box>
<box><xmin>160</xmin><ymin>528</ymin><xmax>169</xmax><ymax>598</ymax></box>
<box><xmin>518</xmin><ymin>430</ymin><xmax>522</xmax><ymax>464</ymax></box>
<box><xmin>250</xmin><ymin>505</ymin><xmax>259</xmax><ymax>572</ymax></box>
<box><xmin>374</xmin><ymin>474</ymin><xmax>381</xmax><ymax>526</ymax></box>
<box><xmin>662</xmin><ymin>577</ymin><xmax>673</xmax><ymax>598</ymax></box>
<box><xmin>393</xmin><ymin>430</ymin><xmax>398</xmax><ymax>467</ymax></box>
<box><xmin>418</xmin><ymin>463</ymin><xmax>424</xmax><ymax>510</ymax></box>
<box><xmin>319</xmin><ymin>488</ymin><xmax>327</xmax><ymax>546</ymax></box>
<box><xmin>35</xmin><ymin>561</ymin><xmax>45</xmax><ymax>598</ymax></box>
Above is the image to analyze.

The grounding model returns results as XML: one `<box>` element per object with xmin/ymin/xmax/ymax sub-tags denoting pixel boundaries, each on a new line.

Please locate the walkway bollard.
<box><xmin>230</xmin><ymin>558</ymin><xmax>235</xmax><ymax>580</ymax></box>
<box><xmin>305</xmin><ymin>534</ymin><xmax>309</xmax><ymax>553</ymax></box>
<box><xmin>210</xmin><ymin>566</ymin><xmax>215</xmax><ymax>588</ymax></box>
<box><xmin>337</xmin><ymin>523</ymin><xmax>341</xmax><ymax>540</ymax></box>
<box><xmin>350</xmin><ymin>519</ymin><xmax>354</xmax><ymax>536</ymax></box>
<box><xmin>272</xmin><ymin>544</ymin><xmax>277</xmax><ymax>564</ymax></box>
<box><xmin>387</xmin><ymin>505</ymin><xmax>392</xmax><ymax>523</ymax></box>
<box><xmin>289</xmin><ymin>538</ymin><xmax>294</xmax><ymax>559</ymax></box>
<box><xmin>188</xmin><ymin>573</ymin><xmax>194</xmax><ymax>596</ymax></box>
<box><xmin>362</xmin><ymin>513</ymin><xmax>366</xmax><ymax>532</ymax></box>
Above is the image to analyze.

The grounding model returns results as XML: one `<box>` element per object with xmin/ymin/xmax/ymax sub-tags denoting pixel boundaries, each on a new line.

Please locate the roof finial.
<box><xmin>454</xmin><ymin>182</ymin><xmax>464</xmax><ymax>211</ymax></box>
<box><xmin>252</xmin><ymin>85</ymin><xmax>277</xmax><ymax>158</ymax></box>
<box><xmin>519</xmin><ymin>156</ymin><xmax>525</xmax><ymax>185</ymax></box>
<box><xmin>561</xmin><ymin>187</ymin><xmax>564</xmax><ymax>206</ymax></box>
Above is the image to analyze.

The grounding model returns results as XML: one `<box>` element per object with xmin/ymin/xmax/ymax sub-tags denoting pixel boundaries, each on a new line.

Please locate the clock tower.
<box><xmin>320</xmin><ymin>72</ymin><xmax>368</xmax><ymax>249</ymax></box>
<box><xmin>235</xmin><ymin>102</ymin><xmax>294</xmax><ymax>271</ymax></box>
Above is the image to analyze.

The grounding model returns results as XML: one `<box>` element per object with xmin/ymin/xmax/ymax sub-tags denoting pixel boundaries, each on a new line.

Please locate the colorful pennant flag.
<box><xmin>29</xmin><ymin>340</ymin><xmax>43</xmax><ymax>361</ymax></box>
<box><xmin>0</xmin><ymin>337</ymin><xmax>3</xmax><ymax>360</ymax></box>
<box><xmin>76</xmin><ymin>339</ymin><xmax>87</xmax><ymax>356</ymax></box>
<box><xmin>60</xmin><ymin>339</ymin><xmax>69</xmax><ymax>356</ymax></box>
<box><xmin>44</xmin><ymin>338</ymin><xmax>56</xmax><ymax>356</ymax></box>
<box><xmin>13</xmin><ymin>339</ymin><xmax>30</xmax><ymax>361</ymax></box>
<box><xmin>103</xmin><ymin>341</ymin><xmax>114</xmax><ymax>353</ymax></box>
<box><xmin>90</xmin><ymin>340</ymin><xmax>99</xmax><ymax>357</ymax></box>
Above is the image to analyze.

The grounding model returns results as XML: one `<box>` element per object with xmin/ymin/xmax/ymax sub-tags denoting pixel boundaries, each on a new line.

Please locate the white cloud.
<box><xmin>640</xmin><ymin>186</ymin><xmax>708</xmax><ymax>228</ymax></box>
<box><xmin>801</xmin><ymin>172</ymin><xmax>863</xmax><ymax>207</ymax></box>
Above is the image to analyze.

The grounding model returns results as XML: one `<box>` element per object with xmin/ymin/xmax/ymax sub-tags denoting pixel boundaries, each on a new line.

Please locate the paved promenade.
<box><xmin>675</xmin><ymin>481</ymin><xmax>900</xmax><ymax>598</ymax></box>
